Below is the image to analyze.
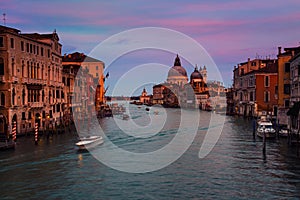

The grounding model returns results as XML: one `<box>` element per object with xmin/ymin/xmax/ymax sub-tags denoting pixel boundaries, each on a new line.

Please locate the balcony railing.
<box><xmin>29</xmin><ymin>102</ymin><xmax>44</xmax><ymax>108</ymax></box>
<box><xmin>28</xmin><ymin>78</ymin><xmax>43</xmax><ymax>85</ymax></box>
<box><xmin>12</xmin><ymin>77</ymin><xmax>18</xmax><ymax>83</ymax></box>
<box><xmin>22</xmin><ymin>77</ymin><xmax>28</xmax><ymax>83</ymax></box>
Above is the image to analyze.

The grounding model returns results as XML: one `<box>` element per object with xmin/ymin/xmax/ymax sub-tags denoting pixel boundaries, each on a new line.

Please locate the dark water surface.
<box><xmin>1</xmin><ymin>107</ymin><xmax>300</xmax><ymax>200</ymax></box>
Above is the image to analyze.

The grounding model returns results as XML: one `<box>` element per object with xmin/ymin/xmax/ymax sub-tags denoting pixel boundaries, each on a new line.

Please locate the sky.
<box><xmin>2</xmin><ymin>0</ymin><xmax>300</xmax><ymax>96</ymax></box>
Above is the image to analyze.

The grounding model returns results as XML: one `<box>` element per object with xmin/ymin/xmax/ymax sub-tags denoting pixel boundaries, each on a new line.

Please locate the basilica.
<box><xmin>152</xmin><ymin>55</ymin><xmax>210</xmax><ymax>109</ymax></box>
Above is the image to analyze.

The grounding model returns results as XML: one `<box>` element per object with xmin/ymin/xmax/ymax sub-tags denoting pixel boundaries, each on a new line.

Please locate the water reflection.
<box><xmin>0</xmin><ymin>110</ymin><xmax>300</xmax><ymax>199</ymax></box>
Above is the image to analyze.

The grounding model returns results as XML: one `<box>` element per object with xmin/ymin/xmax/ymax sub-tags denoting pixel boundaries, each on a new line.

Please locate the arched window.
<box><xmin>0</xmin><ymin>58</ymin><xmax>4</xmax><ymax>75</ymax></box>
<box><xmin>27</xmin><ymin>61</ymin><xmax>30</xmax><ymax>78</ymax></box>
<box><xmin>0</xmin><ymin>92</ymin><xmax>5</xmax><ymax>106</ymax></box>
<box><xmin>12</xmin><ymin>88</ymin><xmax>16</xmax><ymax>105</ymax></box>
<box><xmin>22</xmin><ymin>89</ymin><xmax>25</xmax><ymax>105</ymax></box>
<box><xmin>42</xmin><ymin>90</ymin><xmax>45</xmax><ymax>102</ymax></box>
<box><xmin>11</xmin><ymin>58</ymin><xmax>15</xmax><ymax>76</ymax></box>
<box><xmin>22</xmin><ymin>60</ymin><xmax>25</xmax><ymax>77</ymax></box>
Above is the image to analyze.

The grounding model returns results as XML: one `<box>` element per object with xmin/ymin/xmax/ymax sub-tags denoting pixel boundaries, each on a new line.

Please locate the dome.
<box><xmin>168</xmin><ymin>65</ymin><xmax>188</xmax><ymax>77</ymax></box>
<box><xmin>167</xmin><ymin>55</ymin><xmax>188</xmax><ymax>78</ymax></box>
<box><xmin>190</xmin><ymin>67</ymin><xmax>203</xmax><ymax>80</ymax></box>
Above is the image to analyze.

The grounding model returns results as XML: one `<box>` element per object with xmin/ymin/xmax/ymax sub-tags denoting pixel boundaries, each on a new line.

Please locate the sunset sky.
<box><xmin>2</xmin><ymin>0</ymin><xmax>300</xmax><ymax>95</ymax></box>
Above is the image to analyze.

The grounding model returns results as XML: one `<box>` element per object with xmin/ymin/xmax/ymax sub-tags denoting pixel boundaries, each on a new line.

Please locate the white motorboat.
<box><xmin>256</xmin><ymin>120</ymin><xmax>276</xmax><ymax>139</ymax></box>
<box><xmin>76</xmin><ymin>136</ymin><xmax>103</xmax><ymax>150</ymax></box>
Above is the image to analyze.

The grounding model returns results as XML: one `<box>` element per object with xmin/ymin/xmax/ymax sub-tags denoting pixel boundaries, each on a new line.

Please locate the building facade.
<box><xmin>0</xmin><ymin>25</ymin><xmax>63</xmax><ymax>136</ymax></box>
<box><xmin>62</xmin><ymin>52</ymin><xmax>105</xmax><ymax>115</ymax></box>
<box><xmin>152</xmin><ymin>55</ymin><xmax>209</xmax><ymax>108</ymax></box>
<box><xmin>233</xmin><ymin>58</ymin><xmax>277</xmax><ymax>117</ymax></box>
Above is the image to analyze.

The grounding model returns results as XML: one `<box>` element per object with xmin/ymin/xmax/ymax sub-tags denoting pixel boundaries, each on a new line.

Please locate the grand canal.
<box><xmin>1</xmin><ymin>103</ymin><xmax>300</xmax><ymax>199</ymax></box>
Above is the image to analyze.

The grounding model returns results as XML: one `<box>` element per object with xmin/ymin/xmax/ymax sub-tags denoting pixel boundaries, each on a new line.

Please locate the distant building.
<box><xmin>0</xmin><ymin>25</ymin><xmax>63</xmax><ymax>136</ymax></box>
<box><xmin>152</xmin><ymin>55</ymin><xmax>209</xmax><ymax>108</ymax></box>
<box><xmin>207</xmin><ymin>81</ymin><xmax>226</xmax><ymax>111</ymax></box>
<box><xmin>140</xmin><ymin>88</ymin><xmax>151</xmax><ymax>104</ymax></box>
<box><xmin>62</xmin><ymin>52</ymin><xmax>105</xmax><ymax>117</ymax></box>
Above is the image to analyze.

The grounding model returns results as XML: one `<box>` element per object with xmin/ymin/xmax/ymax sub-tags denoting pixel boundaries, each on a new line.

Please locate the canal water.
<box><xmin>1</xmin><ymin>104</ymin><xmax>300</xmax><ymax>199</ymax></box>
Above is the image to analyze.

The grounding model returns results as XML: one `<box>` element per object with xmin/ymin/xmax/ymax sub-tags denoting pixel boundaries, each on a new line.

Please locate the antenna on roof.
<box><xmin>3</xmin><ymin>13</ymin><xmax>6</xmax><ymax>26</ymax></box>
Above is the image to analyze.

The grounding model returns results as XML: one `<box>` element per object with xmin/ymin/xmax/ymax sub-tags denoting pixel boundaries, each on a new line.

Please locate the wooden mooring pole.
<box><xmin>263</xmin><ymin>129</ymin><xmax>266</xmax><ymax>159</ymax></box>
<box><xmin>252</xmin><ymin>118</ymin><xmax>256</xmax><ymax>140</ymax></box>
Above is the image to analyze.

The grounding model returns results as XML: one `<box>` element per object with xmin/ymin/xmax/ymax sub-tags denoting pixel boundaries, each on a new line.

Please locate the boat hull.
<box><xmin>76</xmin><ymin>136</ymin><xmax>104</xmax><ymax>150</ymax></box>
<box><xmin>256</xmin><ymin>131</ymin><xmax>276</xmax><ymax>139</ymax></box>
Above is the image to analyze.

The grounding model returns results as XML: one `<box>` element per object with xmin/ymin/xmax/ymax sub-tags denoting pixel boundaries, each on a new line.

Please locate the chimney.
<box><xmin>278</xmin><ymin>46</ymin><xmax>282</xmax><ymax>55</ymax></box>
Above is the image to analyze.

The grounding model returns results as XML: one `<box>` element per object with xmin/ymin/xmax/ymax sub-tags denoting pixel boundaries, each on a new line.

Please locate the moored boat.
<box><xmin>256</xmin><ymin>120</ymin><xmax>276</xmax><ymax>139</ymax></box>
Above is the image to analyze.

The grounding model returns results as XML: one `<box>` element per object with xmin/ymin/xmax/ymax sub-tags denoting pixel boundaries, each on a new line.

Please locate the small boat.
<box><xmin>256</xmin><ymin>120</ymin><xmax>276</xmax><ymax>138</ymax></box>
<box><xmin>145</xmin><ymin>108</ymin><xmax>150</xmax><ymax>111</ymax></box>
<box><xmin>76</xmin><ymin>136</ymin><xmax>103</xmax><ymax>150</ymax></box>
<box><xmin>122</xmin><ymin>114</ymin><xmax>129</xmax><ymax>120</ymax></box>
<box><xmin>278</xmin><ymin>128</ymin><xmax>289</xmax><ymax>137</ymax></box>
<box><xmin>153</xmin><ymin>110</ymin><xmax>159</xmax><ymax>115</ymax></box>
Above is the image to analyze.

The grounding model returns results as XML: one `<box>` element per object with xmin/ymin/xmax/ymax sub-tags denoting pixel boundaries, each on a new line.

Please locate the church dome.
<box><xmin>190</xmin><ymin>66</ymin><xmax>203</xmax><ymax>80</ymax></box>
<box><xmin>167</xmin><ymin>55</ymin><xmax>188</xmax><ymax>78</ymax></box>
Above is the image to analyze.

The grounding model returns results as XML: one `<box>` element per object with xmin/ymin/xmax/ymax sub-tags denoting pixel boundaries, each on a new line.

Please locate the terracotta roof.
<box><xmin>243</xmin><ymin>62</ymin><xmax>278</xmax><ymax>76</ymax></box>
<box><xmin>0</xmin><ymin>25</ymin><xmax>20</xmax><ymax>34</ymax></box>
<box><xmin>21</xmin><ymin>32</ymin><xmax>60</xmax><ymax>41</ymax></box>
<box><xmin>62</xmin><ymin>52</ymin><xmax>104</xmax><ymax>63</ymax></box>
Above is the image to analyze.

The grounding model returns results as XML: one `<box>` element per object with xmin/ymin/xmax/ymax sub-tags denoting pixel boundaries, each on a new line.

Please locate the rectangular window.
<box><xmin>22</xmin><ymin>112</ymin><xmax>26</xmax><ymax>120</ymax></box>
<box><xmin>275</xmin><ymin>85</ymin><xmax>278</xmax><ymax>95</ymax></box>
<box><xmin>0</xmin><ymin>37</ymin><xmax>3</xmax><ymax>47</ymax></box>
<box><xmin>56</xmin><ymin>104</ymin><xmax>60</xmax><ymax>112</ymax></box>
<box><xmin>264</xmin><ymin>91</ymin><xmax>269</xmax><ymax>102</ymax></box>
<box><xmin>250</xmin><ymin>91</ymin><xmax>254</xmax><ymax>101</ymax></box>
<box><xmin>298</xmin><ymin>65</ymin><xmax>300</xmax><ymax>76</ymax></box>
<box><xmin>285</xmin><ymin>63</ymin><xmax>290</xmax><ymax>72</ymax></box>
<box><xmin>284</xmin><ymin>100</ymin><xmax>290</xmax><ymax>108</ymax></box>
<box><xmin>0</xmin><ymin>59</ymin><xmax>4</xmax><ymax>75</ymax></box>
<box><xmin>36</xmin><ymin>46</ymin><xmax>39</xmax><ymax>55</ymax></box>
<box><xmin>264</xmin><ymin>76</ymin><xmax>269</xmax><ymax>87</ymax></box>
<box><xmin>10</xmin><ymin>38</ymin><xmax>14</xmax><ymax>48</ymax></box>
<box><xmin>21</xmin><ymin>41</ymin><xmax>24</xmax><ymax>51</ymax></box>
<box><xmin>28</xmin><ymin>112</ymin><xmax>32</xmax><ymax>119</ymax></box>
<box><xmin>33</xmin><ymin>45</ymin><xmax>36</xmax><ymax>54</ymax></box>
<box><xmin>41</xmin><ymin>47</ymin><xmax>44</xmax><ymax>56</ymax></box>
<box><xmin>30</xmin><ymin>44</ymin><xmax>32</xmax><ymax>53</ymax></box>
<box><xmin>240</xmin><ymin>92</ymin><xmax>243</xmax><ymax>101</ymax></box>
<box><xmin>284</xmin><ymin>84</ymin><xmax>290</xmax><ymax>95</ymax></box>
<box><xmin>26</xmin><ymin>43</ymin><xmax>29</xmax><ymax>52</ymax></box>
<box><xmin>47</xmin><ymin>49</ymin><xmax>50</xmax><ymax>58</ymax></box>
<box><xmin>241</xmin><ymin>68</ymin><xmax>244</xmax><ymax>75</ymax></box>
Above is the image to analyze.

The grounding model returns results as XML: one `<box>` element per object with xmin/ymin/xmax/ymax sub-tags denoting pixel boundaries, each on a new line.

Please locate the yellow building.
<box><xmin>277</xmin><ymin>46</ymin><xmax>300</xmax><ymax>109</ymax></box>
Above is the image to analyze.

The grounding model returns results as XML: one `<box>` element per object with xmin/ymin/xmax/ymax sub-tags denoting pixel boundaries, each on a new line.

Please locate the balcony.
<box><xmin>0</xmin><ymin>75</ymin><xmax>5</xmax><ymax>83</ymax></box>
<box><xmin>12</xmin><ymin>77</ymin><xmax>18</xmax><ymax>83</ymax></box>
<box><xmin>28</xmin><ymin>78</ymin><xmax>43</xmax><ymax>85</ymax></box>
<box><xmin>28</xmin><ymin>102</ymin><xmax>44</xmax><ymax>108</ymax></box>
<box><xmin>22</xmin><ymin>77</ymin><xmax>28</xmax><ymax>83</ymax></box>
<box><xmin>49</xmin><ymin>80</ymin><xmax>55</xmax><ymax>86</ymax></box>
